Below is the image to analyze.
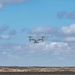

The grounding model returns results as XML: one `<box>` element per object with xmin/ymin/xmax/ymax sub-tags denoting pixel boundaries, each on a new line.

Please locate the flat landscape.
<box><xmin>0</xmin><ymin>67</ymin><xmax>75</xmax><ymax>72</ymax></box>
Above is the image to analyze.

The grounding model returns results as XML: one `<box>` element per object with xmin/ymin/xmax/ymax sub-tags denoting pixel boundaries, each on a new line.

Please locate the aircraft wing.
<box><xmin>30</xmin><ymin>39</ymin><xmax>35</xmax><ymax>40</ymax></box>
<box><xmin>38</xmin><ymin>39</ymin><xmax>42</xmax><ymax>41</ymax></box>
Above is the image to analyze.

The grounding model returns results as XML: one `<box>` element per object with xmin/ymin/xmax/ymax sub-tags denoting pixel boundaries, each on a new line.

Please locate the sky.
<box><xmin>0</xmin><ymin>0</ymin><xmax>75</xmax><ymax>66</ymax></box>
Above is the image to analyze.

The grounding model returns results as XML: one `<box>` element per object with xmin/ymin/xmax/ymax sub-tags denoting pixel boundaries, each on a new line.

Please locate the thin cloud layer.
<box><xmin>64</xmin><ymin>37</ymin><xmax>75</xmax><ymax>42</ymax></box>
<box><xmin>0</xmin><ymin>25</ymin><xmax>17</xmax><ymax>40</ymax></box>
<box><xmin>0</xmin><ymin>0</ymin><xmax>24</xmax><ymax>3</ymax></box>
<box><xmin>28</xmin><ymin>27</ymin><xmax>52</xmax><ymax>38</ymax></box>
<box><xmin>0</xmin><ymin>35</ymin><xmax>10</xmax><ymax>40</ymax></box>
<box><xmin>0</xmin><ymin>24</ymin><xmax>9</xmax><ymax>34</ymax></box>
<box><xmin>61</xmin><ymin>23</ymin><xmax>75</xmax><ymax>35</ymax></box>
<box><xmin>0</xmin><ymin>3</ymin><xmax>3</xmax><ymax>9</ymax></box>
<box><xmin>8</xmin><ymin>29</ymin><xmax>17</xmax><ymax>35</ymax></box>
<box><xmin>57</xmin><ymin>11</ymin><xmax>67</xmax><ymax>19</ymax></box>
<box><xmin>0</xmin><ymin>42</ymin><xmax>71</xmax><ymax>55</ymax></box>
<box><xmin>0</xmin><ymin>0</ymin><xmax>25</xmax><ymax>9</ymax></box>
<box><xmin>57</xmin><ymin>11</ymin><xmax>75</xmax><ymax>19</ymax></box>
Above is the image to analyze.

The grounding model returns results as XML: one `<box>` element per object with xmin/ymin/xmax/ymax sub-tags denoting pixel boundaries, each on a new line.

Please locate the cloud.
<box><xmin>30</xmin><ymin>27</ymin><xmax>51</xmax><ymax>34</ymax></box>
<box><xmin>49</xmin><ymin>42</ymin><xmax>70</xmax><ymax>49</ymax></box>
<box><xmin>8</xmin><ymin>29</ymin><xmax>17</xmax><ymax>35</ymax></box>
<box><xmin>61</xmin><ymin>23</ymin><xmax>75</xmax><ymax>35</ymax></box>
<box><xmin>21</xmin><ymin>28</ymin><xmax>28</xmax><ymax>33</ymax></box>
<box><xmin>0</xmin><ymin>0</ymin><xmax>25</xmax><ymax>9</ymax></box>
<box><xmin>0</xmin><ymin>24</ymin><xmax>17</xmax><ymax>40</ymax></box>
<box><xmin>67</xmin><ymin>11</ymin><xmax>75</xmax><ymax>19</ymax></box>
<box><xmin>59</xmin><ymin>23</ymin><xmax>75</xmax><ymax>42</ymax></box>
<box><xmin>0</xmin><ymin>3</ymin><xmax>3</xmax><ymax>9</ymax></box>
<box><xmin>0</xmin><ymin>42</ymin><xmax>71</xmax><ymax>56</ymax></box>
<box><xmin>57</xmin><ymin>11</ymin><xmax>75</xmax><ymax>19</ymax></box>
<box><xmin>57</xmin><ymin>57</ymin><xmax>64</xmax><ymax>60</ymax></box>
<box><xmin>64</xmin><ymin>37</ymin><xmax>75</xmax><ymax>42</ymax></box>
<box><xmin>57</xmin><ymin>11</ymin><xmax>67</xmax><ymax>19</ymax></box>
<box><xmin>0</xmin><ymin>35</ymin><xmax>10</xmax><ymax>40</ymax></box>
<box><xmin>0</xmin><ymin>0</ymin><xmax>24</xmax><ymax>3</ymax></box>
<box><xmin>46</xmin><ymin>24</ymin><xmax>75</xmax><ymax>43</ymax></box>
<box><xmin>28</xmin><ymin>27</ymin><xmax>52</xmax><ymax>38</ymax></box>
<box><xmin>0</xmin><ymin>24</ymin><xmax>9</xmax><ymax>34</ymax></box>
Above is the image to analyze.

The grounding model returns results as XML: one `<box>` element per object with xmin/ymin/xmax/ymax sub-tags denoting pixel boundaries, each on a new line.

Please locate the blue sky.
<box><xmin>0</xmin><ymin>0</ymin><xmax>75</xmax><ymax>66</ymax></box>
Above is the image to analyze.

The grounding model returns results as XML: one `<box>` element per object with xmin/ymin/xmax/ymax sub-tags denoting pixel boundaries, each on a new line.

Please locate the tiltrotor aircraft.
<box><xmin>29</xmin><ymin>36</ymin><xmax>45</xmax><ymax>43</ymax></box>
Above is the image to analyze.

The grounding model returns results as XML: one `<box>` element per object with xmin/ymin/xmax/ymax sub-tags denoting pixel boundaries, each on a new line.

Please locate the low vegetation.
<box><xmin>0</xmin><ymin>67</ymin><xmax>75</xmax><ymax>72</ymax></box>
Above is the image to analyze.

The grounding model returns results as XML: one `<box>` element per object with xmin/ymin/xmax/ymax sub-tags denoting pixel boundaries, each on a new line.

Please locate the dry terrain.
<box><xmin>0</xmin><ymin>67</ymin><xmax>75</xmax><ymax>72</ymax></box>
